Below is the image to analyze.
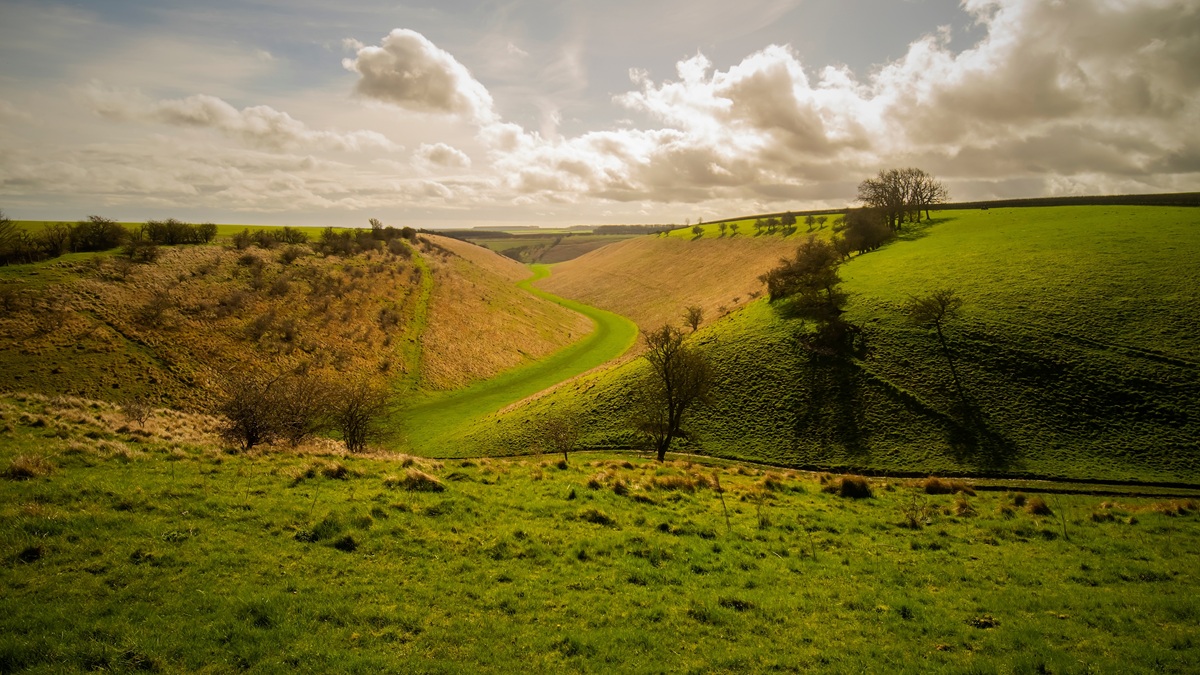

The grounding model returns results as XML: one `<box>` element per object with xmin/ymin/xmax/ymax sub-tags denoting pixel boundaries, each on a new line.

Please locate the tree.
<box><xmin>730</xmin><ymin>223</ymin><xmax>740</xmax><ymax>237</ymax></box>
<box><xmin>69</xmin><ymin>215</ymin><xmax>128</xmax><ymax>252</ymax></box>
<box><xmin>216</xmin><ymin>369</ymin><xmax>285</xmax><ymax>451</ymax></box>
<box><xmin>905</xmin><ymin>289</ymin><xmax>967</xmax><ymax>405</ymax></box>
<box><xmin>781</xmin><ymin>212</ymin><xmax>797</xmax><ymax>227</ymax></box>
<box><xmin>804</xmin><ymin>214</ymin><xmax>816</xmax><ymax>231</ymax></box>
<box><xmin>857</xmin><ymin>168</ymin><xmax>948</xmax><ymax>229</ymax></box>
<box><xmin>634</xmin><ymin>325</ymin><xmax>713</xmax><ymax>462</ymax></box>
<box><xmin>691</xmin><ymin>224</ymin><xmax>704</xmax><ymax>237</ymax></box>
<box><xmin>718</xmin><ymin>222</ymin><xmax>728</xmax><ymax>237</ymax></box>
<box><xmin>683</xmin><ymin>305</ymin><xmax>703</xmax><ymax>332</ymax></box>
<box><xmin>369</xmin><ymin>218</ymin><xmax>384</xmax><ymax>240</ymax></box>
<box><xmin>842</xmin><ymin>207</ymin><xmax>893</xmax><ymax>254</ymax></box>
<box><xmin>543</xmin><ymin>414</ymin><xmax>580</xmax><ymax>465</ymax></box>
<box><xmin>329</xmin><ymin>376</ymin><xmax>393</xmax><ymax>452</ymax></box>
<box><xmin>758</xmin><ymin>235</ymin><xmax>845</xmax><ymax>315</ymax></box>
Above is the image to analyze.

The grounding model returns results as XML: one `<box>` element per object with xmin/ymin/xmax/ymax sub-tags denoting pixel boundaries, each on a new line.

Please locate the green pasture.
<box><xmin>465</xmin><ymin>205</ymin><xmax>1200</xmax><ymax>483</ymax></box>
<box><xmin>2</xmin><ymin>395</ymin><xmax>1198</xmax><ymax>673</ymax></box>
<box><xmin>398</xmin><ymin>264</ymin><xmax>637</xmax><ymax>454</ymax></box>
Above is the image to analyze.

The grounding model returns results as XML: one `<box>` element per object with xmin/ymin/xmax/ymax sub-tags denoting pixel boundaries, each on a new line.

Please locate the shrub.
<box><xmin>3</xmin><ymin>454</ymin><xmax>54</xmax><ymax>480</ymax></box>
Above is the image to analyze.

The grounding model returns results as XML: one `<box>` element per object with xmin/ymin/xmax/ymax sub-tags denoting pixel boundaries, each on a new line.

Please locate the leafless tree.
<box><xmin>330</xmin><ymin>375</ymin><xmax>393</xmax><ymax>452</ymax></box>
<box><xmin>683</xmin><ymin>305</ymin><xmax>704</xmax><ymax>332</ymax></box>
<box><xmin>543</xmin><ymin>414</ymin><xmax>581</xmax><ymax>464</ymax></box>
<box><xmin>634</xmin><ymin>325</ymin><xmax>713</xmax><ymax>462</ymax></box>
<box><xmin>905</xmin><ymin>289</ymin><xmax>967</xmax><ymax>405</ymax></box>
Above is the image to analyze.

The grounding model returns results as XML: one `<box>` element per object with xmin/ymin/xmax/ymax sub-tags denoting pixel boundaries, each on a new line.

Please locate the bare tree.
<box><xmin>718</xmin><ymin>222</ymin><xmax>728</xmax><ymax>237</ymax></box>
<box><xmin>216</xmin><ymin>369</ymin><xmax>285</xmax><ymax>451</ymax></box>
<box><xmin>730</xmin><ymin>222</ymin><xmax>741</xmax><ymax>237</ymax></box>
<box><xmin>905</xmin><ymin>289</ymin><xmax>967</xmax><ymax>405</ymax></box>
<box><xmin>634</xmin><ymin>325</ymin><xmax>713</xmax><ymax>462</ymax></box>
<box><xmin>329</xmin><ymin>376</ymin><xmax>393</xmax><ymax>452</ymax></box>
<box><xmin>543</xmin><ymin>414</ymin><xmax>580</xmax><ymax>465</ymax></box>
<box><xmin>858</xmin><ymin>168</ymin><xmax>948</xmax><ymax>229</ymax></box>
<box><xmin>683</xmin><ymin>305</ymin><xmax>704</xmax><ymax>332</ymax></box>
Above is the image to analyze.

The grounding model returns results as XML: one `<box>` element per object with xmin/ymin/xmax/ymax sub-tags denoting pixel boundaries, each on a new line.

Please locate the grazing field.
<box><xmin>2</xmin><ymin>393</ymin><xmax>1198</xmax><ymax>673</ymax></box>
<box><xmin>467</xmin><ymin>206</ymin><xmax>1200</xmax><ymax>484</ymax></box>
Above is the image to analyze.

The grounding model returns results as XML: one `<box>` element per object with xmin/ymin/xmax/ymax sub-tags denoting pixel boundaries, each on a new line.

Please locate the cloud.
<box><xmin>415</xmin><ymin>142</ymin><xmax>472</xmax><ymax>169</ymax></box>
<box><xmin>343</xmin><ymin>29</ymin><xmax>497</xmax><ymax>124</ymax></box>
<box><xmin>480</xmin><ymin>0</ymin><xmax>1200</xmax><ymax>206</ymax></box>
<box><xmin>87</xmin><ymin>84</ymin><xmax>397</xmax><ymax>153</ymax></box>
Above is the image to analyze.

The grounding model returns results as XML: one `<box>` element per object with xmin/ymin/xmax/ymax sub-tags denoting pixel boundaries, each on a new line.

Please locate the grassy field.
<box><xmin>467</xmin><ymin>206</ymin><xmax>1200</xmax><ymax>484</ymax></box>
<box><xmin>450</xmin><ymin>233</ymin><xmax>640</xmax><ymax>264</ymax></box>
<box><xmin>2</xmin><ymin>392</ymin><xmax>1198</xmax><ymax>673</ymax></box>
<box><xmin>399</xmin><ymin>265</ymin><xmax>637</xmax><ymax>454</ymax></box>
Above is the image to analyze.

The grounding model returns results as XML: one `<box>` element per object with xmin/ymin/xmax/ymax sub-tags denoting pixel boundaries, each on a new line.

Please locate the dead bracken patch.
<box><xmin>823</xmin><ymin>475</ymin><xmax>873</xmax><ymax>499</ymax></box>
<box><xmin>384</xmin><ymin>469</ymin><xmax>445</xmax><ymax>492</ymax></box>
<box><xmin>921</xmin><ymin>476</ymin><xmax>976</xmax><ymax>496</ymax></box>
<box><xmin>3</xmin><ymin>454</ymin><xmax>54</xmax><ymax>480</ymax></box>
<box><xmin>1025</xmin><ymin>496</ymin><xmax>1053</xmax><ymax>516</ymax></box>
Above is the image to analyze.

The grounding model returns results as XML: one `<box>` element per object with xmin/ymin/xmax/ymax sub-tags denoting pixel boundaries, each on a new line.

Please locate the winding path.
<box><xmin>399</xmin><ymin>264</ymin><xmax>638</xmax><ymax>454</ymax></box>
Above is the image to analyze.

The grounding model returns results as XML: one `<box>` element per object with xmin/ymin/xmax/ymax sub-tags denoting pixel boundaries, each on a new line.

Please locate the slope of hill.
<box><xmin>535</xmin><ymin>226</ymin><xmax>812</xmax><ymax>331</ymax></box>
<box><xmin>412</xmin><ymin>235</ymin><xmax>591</xmax><ymax>391</ymax></box>
<box><xmin>0</xmin><ymin>234</ymin><xmax>585</xmax><ymax>408</ymax></box>
<box><xmin>453</xmin><ymin>206</ymin><xmax>1200</xmax><ymax>484</ymax></box>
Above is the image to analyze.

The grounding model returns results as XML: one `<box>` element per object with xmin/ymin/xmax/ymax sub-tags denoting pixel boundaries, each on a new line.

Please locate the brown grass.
<box><xmin>384</xmin><ymin>469</ymin><xmax>445</xmax><ymax>492</ymax></box>
<box><xmin>822</xmin><ymin>475</ymin><xmax>873</xmax><ymax>499</ymax></box>
<box><xmin>1025</xmin><ymin>496</ymin><xmax>1053</xmax><ymax>516</ymax></box>
<box><xmin>921</xmin><ymin>476</ymin><xmax>976</xmax><ymax>496</ymax></box>
<box><xmin>536</xmin><ymin>232</ymin><xmax>803</xmax><ymax>331</ymax></box>
<box><xmin>3</xmin><ymin>454</ymin><xmax>54</xmax><ymax>480</ymax></box>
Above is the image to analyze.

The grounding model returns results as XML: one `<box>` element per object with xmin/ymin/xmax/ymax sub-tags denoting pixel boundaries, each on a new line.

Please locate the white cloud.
<box><xmin>86</xmin><ymin>84</ymin><xmax>398</xmax><ymax>153</ymax></box>
<box><xmin>342</xmin><ymin>29</ymin><xmax>497</xmax><ymax>124</ymax></box>
<box><xmin>415</xmin><ymin>142</ymin><xmax>472</xmax><ymax>169</ymax></box>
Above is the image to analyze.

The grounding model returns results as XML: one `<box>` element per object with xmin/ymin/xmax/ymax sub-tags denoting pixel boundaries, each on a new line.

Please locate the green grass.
<box><xmin>2</xmin><ymin>393</ymin><xmax>1198</xmax><ymax>673</ymax></box>
<box><xmin>465</xmin><ymin>206</ymin><xmax>1200</xmax><ymax>483</ymax></box>
<box><xmin>399</xmin><ymin>264</ymin><xmax>637</xmax><ymax>454</ymax></box>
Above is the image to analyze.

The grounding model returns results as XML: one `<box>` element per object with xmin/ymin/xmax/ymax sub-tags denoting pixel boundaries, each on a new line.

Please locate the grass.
<box><xmin>399</xmin><ymin>264</ymin><xmax>637</xmax><ymax>454</ymax></box>
<box><xmin>466</xmin><ymin>205</ymin><xmax>1200</xmax><ymax>484</ymax></box>
<box><xmin>2</xmin><ymin>392</ymin><xmax>1198</xmax><ymax>673</ymax></box>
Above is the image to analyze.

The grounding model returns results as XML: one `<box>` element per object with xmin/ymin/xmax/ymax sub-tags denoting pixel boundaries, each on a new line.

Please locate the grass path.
<box><xmin>398</xmin><ymin>264</ymin><xmax>637</xmax><ymax>455</ymax></box>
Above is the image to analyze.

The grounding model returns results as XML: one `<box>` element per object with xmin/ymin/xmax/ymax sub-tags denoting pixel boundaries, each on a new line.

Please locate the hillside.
<box><xmin>3</xmin><ymin>391</ymin><xmax>1198</xmax><ymax>673</ymax></box>
<box><xmin>536</xmin><ymin>226</ymin><xmax>812</xmax><ymax>331</ymax></box>
<box><xmin>453</xmin><ymin>206</ymin><xmax>1200</xmax><ymax>484</ymax></box>
<box><xmin>0</xmin><ymin>233</ymin><xmax>585</xmax><ymax>408</ymax></box>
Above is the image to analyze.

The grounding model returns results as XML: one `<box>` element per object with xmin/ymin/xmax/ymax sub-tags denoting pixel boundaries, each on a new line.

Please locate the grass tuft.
<box><xmin>3</xmin><ymin>454</ymin><xmax>54</xmax><ymax>480</ymax></box>
<box><xmin>921</xmin><ymin>476</ymin><xmax>975</xmax><ymax>495</ymax></box>
<box><xmin>1026</xmin><ymin>496</ymin><xmax>1053</xmax><ymax>516</ymax></box>
<box><xmin>823</xmin><ymin>475</ymin><xmax>872</xmax><ymax>499</ymax></box>
<box><xmin>384</xmin><ymin>469</ymin><xmax>445</xmax><ymax>492</ymax></box>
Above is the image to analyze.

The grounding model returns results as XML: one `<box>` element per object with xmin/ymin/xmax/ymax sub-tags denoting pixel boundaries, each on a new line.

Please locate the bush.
<box><xmin>70</xmin><ymin>215</ymin><xmax>129</xmax><ymax>252</ymax></box>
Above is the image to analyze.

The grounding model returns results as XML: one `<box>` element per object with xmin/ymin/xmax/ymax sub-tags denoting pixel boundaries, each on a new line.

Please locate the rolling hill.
<box><xmin>449</xmin><ymin>206</ymin><xmax>1200</xmax><ymax>484</ymax></box>
<box><xmin>0</xmin><ymin>232</ymin><xmax>586</xmax><ymax>409</ymax></box>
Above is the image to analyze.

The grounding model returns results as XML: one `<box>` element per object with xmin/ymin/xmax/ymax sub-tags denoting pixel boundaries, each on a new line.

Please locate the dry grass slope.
<box><xmin>537</xmin><ymin>233</ymin><xmax>802</xmax><ymax>331</ymax></box>
<box><xmin>420</xmin><ymin>235</ymin><xmax>591</xmax><ymax>391</ymax></box>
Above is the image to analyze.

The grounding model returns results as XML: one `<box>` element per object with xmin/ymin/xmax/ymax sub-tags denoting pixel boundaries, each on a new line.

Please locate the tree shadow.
<box><xmin>793</xmin><ymin>351</ymin><xmax>871</xmax><ymax>458</ymax></box>
<box><xmin>894</xmin><ymin>216</ymin><xmax>954</xmax><ymax>243</ymax></box>
<box><xmin>945</xmin><ymin>399</ymin><xmax>1021</xmax><ymax>471</ymax></box>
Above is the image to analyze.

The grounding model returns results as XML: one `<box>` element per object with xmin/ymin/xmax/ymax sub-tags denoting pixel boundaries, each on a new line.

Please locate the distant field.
<box><xmin>3</xmin><ymin>392</ymin><xmax>1198</xmax><ymax>673</ymax></box>
<box><xmin>448</xmin><ymin>232</ymin><xmax>641</xmax><ymax>264</ymax></box>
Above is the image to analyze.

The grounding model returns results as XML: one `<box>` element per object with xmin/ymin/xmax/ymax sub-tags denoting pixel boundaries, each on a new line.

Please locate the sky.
<box><xmin>0</xmin><ymin>0</ymin><xmax>1197</xmax><ymax>229</ymax></box>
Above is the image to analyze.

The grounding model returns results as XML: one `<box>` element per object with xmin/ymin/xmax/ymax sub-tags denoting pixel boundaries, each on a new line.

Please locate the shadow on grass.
<box><xmin>946</xmin><ymin>399</ymin><xmax>1021</xmax><ymax>471</ymax></box>
<box><xmin>793</xmin><ymin>352</ymin><xmax>872</xmax><ymax>459</ymax></box>
<box><xmin>893</xmin><ymin>216</ymin><xmax>955</xmax><ymax>243</ymax></box>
